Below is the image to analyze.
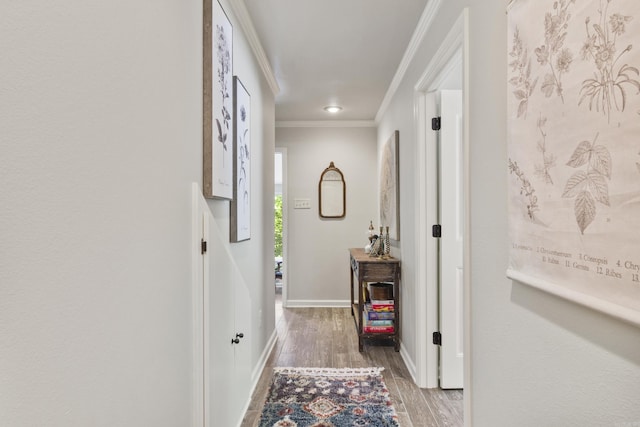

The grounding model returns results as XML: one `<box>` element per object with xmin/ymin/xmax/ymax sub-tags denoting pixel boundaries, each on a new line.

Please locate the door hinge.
<box><xmin>432</xmin><ymin>224</ymin><xmax>442</xmax><ymax>238</ymax></box>
<box><xmin>201</xmin><ymin>239</ymin><xmax>207</xmax><ymax>254</ymax></box>
<box><xmin>433</xmin><ymin>331</ymin><xmax>442</xmax><ymax>346</ymax></box>
<box><xmin>432</xmin><ymin>117</ymin><xmax>441</xmax><ymax>131</ymax></box>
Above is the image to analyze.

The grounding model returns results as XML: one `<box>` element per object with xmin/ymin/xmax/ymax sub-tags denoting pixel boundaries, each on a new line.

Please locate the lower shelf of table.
<box><xmin>351</xmin><ymin>303</ymin><xmax>400</xmax><ymax>352</ymax></box>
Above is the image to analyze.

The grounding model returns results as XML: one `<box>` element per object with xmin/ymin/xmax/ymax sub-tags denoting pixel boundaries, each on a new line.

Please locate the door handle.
<box><xmin>231</xmin><ymin>333</ymin><xmax>244</xmax><ymax>344</ymax></box>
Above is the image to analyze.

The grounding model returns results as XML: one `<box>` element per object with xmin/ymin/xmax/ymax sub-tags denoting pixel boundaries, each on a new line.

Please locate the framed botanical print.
<box><xmin>230</xmin><ymin>77</ymin><xmax>251</xmax><ymax>242</ymax></box>
<box><xmin>203</xmin><ymin>0</ymin><xmax>233</xmax><ymax>199</ymax></box>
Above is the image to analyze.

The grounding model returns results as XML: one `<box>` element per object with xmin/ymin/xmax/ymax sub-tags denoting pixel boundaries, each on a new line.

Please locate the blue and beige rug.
<box><xmin>258</xmin><ymin>367</ymin><xmax>400</xmax><ymax>426</ymax></box>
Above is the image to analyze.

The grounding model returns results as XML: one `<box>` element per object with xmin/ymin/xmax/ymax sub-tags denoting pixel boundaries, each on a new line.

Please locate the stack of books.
<box><xmin>363</xmin><ymin>300</ymin><xmax>395</xmax><ymax>333</ymax></box>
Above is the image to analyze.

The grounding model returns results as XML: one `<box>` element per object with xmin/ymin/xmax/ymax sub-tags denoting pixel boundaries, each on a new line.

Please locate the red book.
<box><xmin>371</xmin><ymin>304</ymin><xmax>394</xmax><ymax>311</ymax></box>
<box><xmin>363</xmin><ymin>325</ymin><xmax>395</xmax><ymax>333</ymax></box>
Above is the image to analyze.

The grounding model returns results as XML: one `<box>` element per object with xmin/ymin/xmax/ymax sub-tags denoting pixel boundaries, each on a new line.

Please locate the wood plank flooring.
<box><xmin>241</xmin><ymin>307</ymin><xmax>463</xmax><ymax>427</ymax></box>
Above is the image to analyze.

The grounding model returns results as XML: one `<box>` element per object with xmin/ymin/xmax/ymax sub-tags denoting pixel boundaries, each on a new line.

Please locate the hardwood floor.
<box><xmin>241</xmin><ymin>307</ymin><xmax>463</xmax><ymax>427</ymax></box>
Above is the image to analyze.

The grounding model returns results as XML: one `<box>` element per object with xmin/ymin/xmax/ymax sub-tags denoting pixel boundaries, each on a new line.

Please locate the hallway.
<box><xmin>241</xmin><ymin>307</ymin><xmax>463</xmax><ymax>426</ymax></box>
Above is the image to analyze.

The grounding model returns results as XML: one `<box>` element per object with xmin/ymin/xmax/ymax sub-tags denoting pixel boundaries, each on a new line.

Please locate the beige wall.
<box><xmin>378</xmin><ymin>1</ymin><xmax>640</xmax><ymax>425</ymax></box>
<box><xmin>0</xmin><ymin>0</ymin><xmax>275</xmax><ymax>425</ymax></box>
<box><xmin>276</xmin><ymin>126</ymin><xmax>377</xmax><ymax>305</ymax></box>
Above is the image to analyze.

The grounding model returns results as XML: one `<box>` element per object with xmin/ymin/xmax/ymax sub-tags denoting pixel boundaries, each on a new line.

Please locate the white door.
<box><xmin>203</xmin><ymin>212</ymin><xmax>235</xmax><ymax>426</ymax></box>
<box><xmin>231</xmin><ymin>275</ymin><xmax>251</xmax><ymax>425</ymax></box>
<box><xmin>439</xmin><ymin>89</ymin><xmax>464</xmax><ymax>389</ymax></box>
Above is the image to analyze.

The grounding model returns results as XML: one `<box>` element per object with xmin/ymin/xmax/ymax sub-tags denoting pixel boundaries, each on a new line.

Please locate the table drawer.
<box><xmin>361</xmin><ymin>263</ymin><xmax>396</xmax><ymax>282</ymax></box>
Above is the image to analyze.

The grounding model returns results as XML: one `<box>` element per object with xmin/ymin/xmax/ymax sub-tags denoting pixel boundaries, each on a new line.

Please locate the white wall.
<box><xmin>214</xmin><ymin>0</ymin><xmax>277</xmax><ymax>389</ymax></box>
<box><xmin>0</xmin><ymin>0</ymin><xmax>275</xmax><ymax>425</ymax></box>
<box><xmin>378</xmin><ymin>0</ymin><xmax>640</xmax><ymax>425</ymax></box>
<box><xmin>276</xmin><ymin>126</ymin><xmax>377</xmax><ymax>304</ymax></box>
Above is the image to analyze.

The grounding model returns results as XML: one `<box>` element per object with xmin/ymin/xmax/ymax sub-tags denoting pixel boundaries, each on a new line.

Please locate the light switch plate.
<box><xmin>294</xmin><ymin>198</ymin><xmax>311</xmax><ymax>209</ymax></box>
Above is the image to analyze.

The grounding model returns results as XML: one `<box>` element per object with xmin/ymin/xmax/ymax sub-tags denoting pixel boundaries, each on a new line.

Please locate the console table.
<box><xmin>349</xmin><ymin>248</ymin><xmax>401</xmax><ymax>352</ymax></box>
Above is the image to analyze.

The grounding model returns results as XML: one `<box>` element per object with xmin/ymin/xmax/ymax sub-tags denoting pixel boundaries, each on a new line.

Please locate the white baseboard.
<box><xmin>285</xmin><ymin>299</ymin><xmax>351</xmax><ymax>308</ymax></box>
<box><xmin>236</xmin><ymin>329</ymin><xmax>277</xmax><ymax>427</ymax></box>
<box><xmin>399</xmin><ymin>343</ymin><xmax>419</xmax><ymax>386</ymax></box>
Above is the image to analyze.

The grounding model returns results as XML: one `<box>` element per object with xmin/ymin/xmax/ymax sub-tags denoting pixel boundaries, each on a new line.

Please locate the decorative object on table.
<box><xmin>369</xmin><ymin>233</ymin><xmax>382</xmax><ymax>257</ymax></box>
<box><xmin>507</xmin><ymin>0</ymin><xmax>640</xmax><ymax>326</ymax></box>
<box><xmin>383</xmin><ymin>226</ymin><xmax>391</xmax><ymax>258</ymax></box>
<box><xmin>258</xmin><ymin>367</ymin><xmax>399</xmax><ymax>427</ymax></box>
<box><xmin>318</xmin><ymin>161</ymin><xmax>346</xmax><ymax>218</ymax></box>
<box><xmin>369</xmin><ymin>226</ymin><xmax>385</xmax><ymax>257</ymax></box>
<box><xmin>230</xmin><ymin>76</ymin><xmax>251</xmax><ymax>242</ymax></box>
<box><xmin>380</xmin><ymin>130</ymin><xmax>400</xmax><ymax>240</ymax></box>
<box><xmin>203</xmin><ymin>0</ymin><xmax>233</xmax><ymax>199</ymax></box>
<box><xmin>365</xmin><ymin>220</ymin><xmax>375</xmax><ymax>253</ymax></box>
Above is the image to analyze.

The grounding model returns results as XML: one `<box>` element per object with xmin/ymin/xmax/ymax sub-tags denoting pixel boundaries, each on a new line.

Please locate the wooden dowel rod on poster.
<box><xmin>506</xmin><ymin>269</ymin><xmax>640</xmax><ymax>328</ymax></box>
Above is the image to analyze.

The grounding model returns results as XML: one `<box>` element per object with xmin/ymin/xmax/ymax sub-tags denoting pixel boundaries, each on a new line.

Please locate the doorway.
<box><xmin>413</xmin><ymin>6</ymin><xmax>469</xmax><ymax>409</ymax></box>
<box><xmin>274</xmin><ymin>148</ymin><xmax>288</xmax><ymax>323</ymax></box>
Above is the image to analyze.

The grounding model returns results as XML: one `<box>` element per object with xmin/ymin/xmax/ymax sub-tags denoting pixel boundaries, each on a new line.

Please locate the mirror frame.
<box><xmin>318</xmin><ymin>161</ymin><xmax>346</xmax><ymax>218</ymax></box>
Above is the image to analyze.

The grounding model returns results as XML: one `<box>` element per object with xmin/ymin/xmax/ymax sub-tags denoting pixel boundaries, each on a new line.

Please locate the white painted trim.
<box><xmin>251</xmin><ymin>329</ymin><xmax>278</xmax><ymax>383</ymax></box>
<box><xmin>412</xmin><ymin>8</ymin><xmax>471</xmax><ymax>411</ymax></box>
<box><xmin>286</xmin><ymin>300</ymin><xmax>351</xmax><ymax>308</ymax></box>
<box><xmin>227</xmin><ymin>0</ymin><xmax>280</xmax><ymax>96</ymax></box>
<box><xmin>414</xmin><ymin>11</ymin><xmax>467</xmax><ymax>390</ymax></box>
<box><xmin>412</xmin><ymin>90</ymin><xmax>440</xmax><ymax>389</ymax></box>
<box><xmin>275</xmin><ymin>120</ymin><xmax>377</xmax><ymax>128</ymax></box>
<box><xmin>412</xmin><ymin>91</ymin><xmax>431</xmax><ymax>388</ymax></box>
<box><xmin>202</xmin><ymin>201</ymin><xmax>212</xmax><ymax>427</ymax></box>
<box><xmin>414</xmin><ymin>14</ymin><xmax>464</xmax><ymax>91</ymax></box>
<box><xmin>191</xmin><ymin>183</ymin><xmax>204</xmax><ymax>427</ymax></box>
<box><xmin>461</xmin><ymin>10</ymin><xmax>472</xmax><ymax>426</ymax></box>
<box><xmin>375</xmin><ymin>0</ymin><xmax>443</xmax><ymax>123</ymax></box>
<box><xmin>399</xmin><ymin>343</ymin><xmax>418</xmax><ymax>385</ymax></box>
<box><xmin>275</xmin><ymin>147</ymin><xmax>288</xmax><ymax>308</ymax></box>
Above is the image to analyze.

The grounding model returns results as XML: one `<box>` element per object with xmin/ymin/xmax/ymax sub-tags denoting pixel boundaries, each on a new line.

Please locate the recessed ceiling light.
<box><xmin>324</xmin><ymin>106</ymin><xmax>342</xmax><ymax>113</ymax></box>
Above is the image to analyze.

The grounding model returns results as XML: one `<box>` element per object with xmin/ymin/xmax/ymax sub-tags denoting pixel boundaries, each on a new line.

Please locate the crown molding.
<box><xmin>375</xmin><ymin>0</ymin><xmax>443</xmax><ymax>123</ymax></box>
<box><xmin>415</xmin><ymin>11</ymin><xmax>464</xmax><ymax>91</ymax></box>
<box><xmin>227</xmin><ymin>0</ymin><xmax>280</xmax><ymax>96</ymax></box>
<box><xmin>276</xmin><ymin>120</ymin><xmax>377</xmax><ymax>128</ymax></box>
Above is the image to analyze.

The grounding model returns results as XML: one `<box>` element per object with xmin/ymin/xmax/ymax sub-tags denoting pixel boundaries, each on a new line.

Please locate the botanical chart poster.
<box><xmin>212</xmin><ymin>0</ymin><xmax>233</xmax><ymax>199</ymax></box>
<box><xmin>230</xmin><ymin>77</ymin><xmax>251</xmax><ymax>242</ymax></box>
<box><xmin>507</xmin><ymin>0</ymin><xmax>640</xmax><ymax>324</ymax></box>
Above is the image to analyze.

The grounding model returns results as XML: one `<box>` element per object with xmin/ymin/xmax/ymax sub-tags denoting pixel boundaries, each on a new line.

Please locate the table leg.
<box><xmin>350</xmin><ymin>263</ymin><xmax>354</xmax><ymax>316</ymax></box>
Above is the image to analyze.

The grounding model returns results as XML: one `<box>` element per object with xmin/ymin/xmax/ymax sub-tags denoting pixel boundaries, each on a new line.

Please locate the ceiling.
<box><xmin>242</xmin><ymin>0</ymin><xmax>430</xmax><ymax>122</ymax></box>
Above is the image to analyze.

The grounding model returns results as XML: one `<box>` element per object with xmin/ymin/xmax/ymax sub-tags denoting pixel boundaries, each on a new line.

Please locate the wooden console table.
<box><xmin>349</xmin><ymin>248</ymin><xmax>401</xmax><ymax>352</ymax></box>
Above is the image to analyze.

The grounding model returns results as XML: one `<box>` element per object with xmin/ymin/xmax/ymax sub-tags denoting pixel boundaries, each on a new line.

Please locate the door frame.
<box><xmin>191</xmin><ymin>182</ymin><xmax>205</xmax><ymax>427</ymax></box>
<box><xmin>413</xmin><ymin>7</ymin><xmax>471</xmax><ymax>421</ymax></box>
<box><xmin>275</xmin><ymin>147</ymin><xmax>288</xmax><ymax>308</ymax></box>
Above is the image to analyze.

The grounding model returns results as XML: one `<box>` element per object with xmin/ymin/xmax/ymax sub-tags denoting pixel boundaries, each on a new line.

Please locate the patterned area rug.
<box><xmin>258</xmin><ymin>367</ymin><xmax>400</xmax><ymax>426</ymax></box>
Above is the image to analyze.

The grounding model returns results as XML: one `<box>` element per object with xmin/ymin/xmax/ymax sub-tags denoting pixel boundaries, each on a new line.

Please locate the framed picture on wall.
<box><xmin>230</xmin><ymin>77</ymin><xmax>251</xmax><ymax>242</ymax></box>
<box><xmin>203</xmin><ymin>0</ymin><xmax>233</xmax><ymax>199</ymax></box>
<box><xmin>380</xmin><ymin>130</ymin><xmax>400</xmax><ymax>240</ymax></box>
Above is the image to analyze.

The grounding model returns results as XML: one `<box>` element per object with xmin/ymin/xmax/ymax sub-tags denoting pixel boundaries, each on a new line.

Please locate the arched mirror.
<box><xmin>318</xmin><ymin>161</ymin><xmax>346</xmax><ymax>218</ymax></box>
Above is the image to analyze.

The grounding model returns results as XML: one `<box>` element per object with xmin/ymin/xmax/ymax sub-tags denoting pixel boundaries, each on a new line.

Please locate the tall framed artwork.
<box><xmin>230</xmin><ymin>77</ymin><xmax>251</xmax><ymax>242</ymax></box>
<box><xmin>507</xmin><ymin>0</ymin><xmax>640</xmax><ymax>325</ymax></box>
<box><xmin>380</xmin><ymin>130</ymin><xmax>400</xmax><ymax>241</ymax></box>
<box><xmin>203</xmin><ymin>0</ymin><xmax>233</xmax><ymax>199</ymax></box>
